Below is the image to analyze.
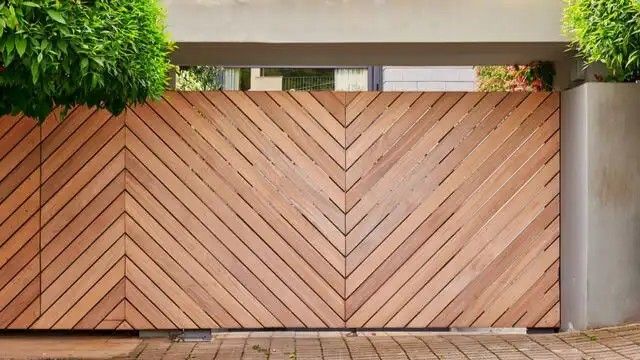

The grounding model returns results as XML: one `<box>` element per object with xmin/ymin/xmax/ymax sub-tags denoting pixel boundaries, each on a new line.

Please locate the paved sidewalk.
<box><xmin>126</xmin><ymin>324</ymin><xmax>640</xmax><ymax>360</ymax></box>
<box><xmin>1</xmin><ymin>324</ymin><xmax>640</xmax><ymax>359</ymax></box>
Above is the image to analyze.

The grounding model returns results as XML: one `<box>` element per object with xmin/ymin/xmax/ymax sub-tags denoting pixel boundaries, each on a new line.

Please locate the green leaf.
<box><xmin>91</xmin><ymin>73</ymin><xmax>98</xmax><ymax>89</ymax></box>
<box><xmin>15</xmin><ymin>37</ymin><xmax>27</xmax><ymax>57</ymax></box>
<box><xmin>0</xmin><ymin>0</ymin><xmax>174</xmax><ymax>123</ymax></box>
<box><xmin>626</xmin><ymin>51</ymin><xmax>640</xmax><ymax>67</ymax></box>
<box><xmin>80</xmin><ymin>58</ymin><xmax>89</xmax><ymax>71</ymax></box>
<box><xmin>3</xmin><ymin>50</ymin><xmax>14</xmax><ymax>66</ymax></box>
<box><xmin>58</xmin><ymin>40</ymin><xmax>68</xmax><ymax>53</ymax></box>
<box><xmin>4</xmin><ymin>36</ymin><xmax>14</xmax><ymax>54</ymax></box>
<box><xmin>46</xmin><ymin>10</ymin><xmax>66</xmax><ymax>24</ymax></box>
<box><xmin>31</xmin><ymin>62</ymin><xmax>39</xmax><ymax>84</ymax></box>
<box><xmin>563</xmin><ymin>0</ymin><xmax>640</xmax><ymax>81</ymax></box>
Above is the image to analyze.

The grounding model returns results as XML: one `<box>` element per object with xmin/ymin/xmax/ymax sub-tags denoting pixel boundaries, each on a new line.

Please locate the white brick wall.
<box><xmin>383</xmin><ymin>66</ymin><xmax>477</xmax><ymax>91</ymax></box>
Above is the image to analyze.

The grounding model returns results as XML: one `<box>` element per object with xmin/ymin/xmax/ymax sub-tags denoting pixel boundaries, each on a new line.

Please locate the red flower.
<box><xmin>531</xmin><ymin>79</ymin><xmax>543</xmax><ymax>91</ymax></box>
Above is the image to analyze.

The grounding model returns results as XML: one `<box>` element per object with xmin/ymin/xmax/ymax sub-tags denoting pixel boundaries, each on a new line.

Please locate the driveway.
<box><xmin>0</xmin><ymin>324</ymin><xmax>639</xmax><ymax>359</ymax></box>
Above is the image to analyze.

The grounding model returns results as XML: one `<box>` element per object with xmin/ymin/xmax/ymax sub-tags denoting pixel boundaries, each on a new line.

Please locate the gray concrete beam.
<box><xmin>163</xmin><ymin>0</ymin><xmax>565</xmax><ymax>44</ymax></box>
<box><xmin>171</xmin><ymin>42</ymin><xmax>572</xmax><ymax>66</ymax></box>
<box><xmin>163</xmin><ymin>0</ymin><xmax>569</xmax><ymax>66</ymax></box>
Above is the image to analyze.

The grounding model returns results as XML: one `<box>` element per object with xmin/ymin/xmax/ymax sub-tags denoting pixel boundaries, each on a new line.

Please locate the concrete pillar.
<box><xmin>561</xmin><ymin>83</ymin><xmax>640</xmax><ymax>330</ymax></box>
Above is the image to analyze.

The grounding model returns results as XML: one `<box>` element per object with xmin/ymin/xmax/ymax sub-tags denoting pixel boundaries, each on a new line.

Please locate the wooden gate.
<box><xmin>0</xmin><ymin>91</ymin><xmax>559</xmax><ymax>330</ymax></box>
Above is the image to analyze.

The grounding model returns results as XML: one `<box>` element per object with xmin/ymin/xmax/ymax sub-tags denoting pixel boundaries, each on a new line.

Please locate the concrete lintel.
<box><xmin>172</xmin><ymin>42</ymin><xmax>572</xmax><ymax>66</ymax></box>
<box><xmin>163</xmin><ymin>0</ymin><xmax>565</xmax><ymax>44</ymax></box>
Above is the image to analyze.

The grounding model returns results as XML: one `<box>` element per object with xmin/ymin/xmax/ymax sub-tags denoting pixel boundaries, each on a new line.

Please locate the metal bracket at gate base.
<box><xmin>139</xmin><ymin>330</ymin><xmax>213</xmax><ymax>342</ymax></box>
<box><xmin>449</xmin><ymin>327</ymin><xmax>527</xmax><ymax>335</ymax></box>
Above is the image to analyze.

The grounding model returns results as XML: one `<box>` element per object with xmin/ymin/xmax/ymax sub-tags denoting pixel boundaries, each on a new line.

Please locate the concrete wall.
<box><xmin>163</xmin><ymin>0</ymin><xmax>565</xmax><ymax>43</ymax></box>
<box><xmin>383</xmin><ymin>66</ymin><xmax>477</xmax><ymax>91</ymax></box>
<box><xmin>561</xmin><ymin>83</ymin><xmax>640</xmax><ymax>330</ymax></box>
<box><xmin>164</xmin><ymin>0</ymin><xmax>571</xmax><ymax>66</ymax></box>
<box><xmin>560</xmin><ymin>85</ymin><xmax>589</xmax><ymax>330</ymax></box>
<box><xmin>249</xmin><ymin>68</ymin><xmax>283</xmax><ymax>91</ymax></box>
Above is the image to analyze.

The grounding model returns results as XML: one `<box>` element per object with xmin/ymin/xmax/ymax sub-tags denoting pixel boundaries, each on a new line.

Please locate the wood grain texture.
<box><xmin>0</xmin><ymin>115</ymin><xmax>40</xmax><ymax>329</ymax></box>
<box><xmin>37</xmin><ymin>108</ymin><xmax>126</xmax><ymax>330</ymax></box>
<box><xmin>0</xmin><ymin>91</ymin><xmax>559</xmax><ymax>329</ymax></box>
<box><xmin>344</xmin><ymin>92</ymin><xmax>560</xmax><ymax>328</ymax></box>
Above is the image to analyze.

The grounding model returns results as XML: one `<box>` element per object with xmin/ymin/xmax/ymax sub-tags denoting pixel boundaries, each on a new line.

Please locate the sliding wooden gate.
<box><xmin>0</xmin><ymin>91</ymin><xmax>559</xmax><ymax>330</ymax></box>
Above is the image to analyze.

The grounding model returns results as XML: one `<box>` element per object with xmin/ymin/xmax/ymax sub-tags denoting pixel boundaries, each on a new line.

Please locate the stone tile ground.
<box><xmin>1</xmin><ymin>325</ymin><xmax>639</xmax><ymax>359</ymax></box>
<box><xmin>117</xmin><ymin>324</ymin><xmax>640</xmax><ymax>360</ymax></box>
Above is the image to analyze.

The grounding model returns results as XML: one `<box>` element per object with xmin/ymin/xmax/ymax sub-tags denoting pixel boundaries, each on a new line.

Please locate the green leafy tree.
<box><xmin>564</xmin><ymin>0</ymin><xmax>640</xmax><ymax>82</ymax></box>
<box><xmin>0</xmin><ymin>0</ymin><xmax>174</xmax><ymax>122</ymax></box>
<box><xmin>176</xmin><ymin>66</ymin><xmax>222</xmax><ymax>91</ymax></box>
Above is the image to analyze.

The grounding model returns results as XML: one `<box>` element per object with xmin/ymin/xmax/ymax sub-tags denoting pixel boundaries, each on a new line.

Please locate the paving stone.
<box><xmin>5</xmin><ymin>324</ymin><xmax>640</xmax><ymax>359</ymax></box>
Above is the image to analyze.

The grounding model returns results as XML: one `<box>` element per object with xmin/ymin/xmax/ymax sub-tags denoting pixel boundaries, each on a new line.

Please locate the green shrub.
<box><xmin>176</xmin><ymin>66</ymin><xmax>222</xmax><ymax>91</ymax></box>
<box><xmin>0</xmin><ymin>0</ymin><xmax>174</xmax><ymax>122</ymax></box>
<box><xmin>476</xmin><ymin>66</ymin><xmax>513</xmax><ymax>92</ymax></box>
<box><xmin>564</xmin><ymin>0</ymin><xmax>640</xmax><ymax>82</ymax></box>
<box><xmin>476</xmin><ymin>62</ymin><xmax>555</xmax><ymax>92</ymax></box>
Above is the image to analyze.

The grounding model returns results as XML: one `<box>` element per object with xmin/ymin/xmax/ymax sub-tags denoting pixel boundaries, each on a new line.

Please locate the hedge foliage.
<box><xmin>564</xmin><ymin>0</ymin><xmax>640</xmax><ymax>82</ymax></box>
<box><xmin>176</xmin><ymin>66</ymin><xmax>222</xmax><ymax>91</ymax></box>
<box><xmin>0</xmin><ymin>0</ymin><xmax>174</xmax><ymax>122</ymax></box>
<box><xmin>476</xmin><ymin>62</ymin><xmax>555</xmax><ymax>92</ymax></box>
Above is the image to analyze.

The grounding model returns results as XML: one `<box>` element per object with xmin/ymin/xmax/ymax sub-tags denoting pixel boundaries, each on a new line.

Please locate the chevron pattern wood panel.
<box><xmin>344</xmin><ymin>92</ymin><xmax>560</xmax><ymax>328</ymax></box>
<box><xmin>0</xmin><ymin>91</ymin><xmax>559</xmax><ymax>330</ymax></box>
<box><xmin>123</xmin><ymin>91</ymin><xmax>345</xmax><ymax>328</ymax></box>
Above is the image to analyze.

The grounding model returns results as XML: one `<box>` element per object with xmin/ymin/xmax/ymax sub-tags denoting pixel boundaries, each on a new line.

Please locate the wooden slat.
<box><xmin>345</xmin><ymin>92</ymin><xmax>559</xmax><ymax>328</ymax></box>
<box><xmin>173</xmin><ymin>92</ymin><xmax>345</xmax><ymax>250</ymax></box>
<box><xmin>41</xmin><ymin>109</ymin><xmax>113</xmax><ymax>183</ymax></box>
<box><xmin>124</xmin><ymin>301</ymin><xmax>154</xmax><ymax>330</ymax></box>
<box><xmin>345</xmin><ymin>92</ymin><xmax>508</xmax><ymax>262</ymax></box>
<box><xmin>345</xmin><ymin>92</ymin><xmax>464</xmax><ymax>208</ymax></box>
<box><xmin>345</xmin><ymin>92</ymin><xmax>442</xmax><ymax>188</ymax></box>
<box><xmin>0</xmin><ymin>117</ymin><xmax>40</xmax><ymax>329</ymax></box>
<box><xmin>0</xmin><ymin>115</ymin><xmax>21</xmax><ymax>140</ymax></box>
<box><xmin>346</xmin><ymin>94</ymin><xmax>554</xmax><ymax>306</ymax></box>
<box><xmin>0</xmin><ymin>91</ymin><xmax>560</xmax><ymax>330</ymax></box>
<box><xmin>74</xmin><ymin>280</ymin><xmax>126</xmax><ymax>329</ymax></box>
<box><xmin>41</xmin><ymin>117</ymin><xmax>125</xmax><ymax>205</ymax></box>
<box><xmin>246</xmin><ymin>91</ymin><xmax>346</xmax><ymax>190</ymax></box>
<box><xmin>36</xmin><ymin>111</ymin><xmax>126</xmax><ymax>330</ymax></box>
<box><xmin>124</xmin><ymin>107</ymin><xmax>340</xmax><ymax>327</ymax></box>
<box><xmin>124</xmin><ymin>158</ymin><xmax>298</xmax><ymax>327</ymax></box>
<box><xmin>53</xmin><ymin>257</ymin><xmax>126</xmax><ymax>329</ymax></box>
<box><xmin>125</xmin><ymin>281</ymin><xmax>174</xmax><ymax>330</ymax></box>
<box><xmin>125</xmin><ymin>215</ymin><xmax>243</xmax><ymax>328</ymax></box>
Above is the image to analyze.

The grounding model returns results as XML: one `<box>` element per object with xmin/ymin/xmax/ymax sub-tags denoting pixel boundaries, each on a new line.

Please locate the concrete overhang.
<box><xmin>164</xmin><ymin>0</ymin><xmax>570</xmax><ymax>66</ymax></box>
